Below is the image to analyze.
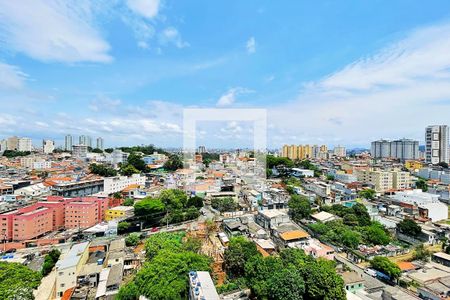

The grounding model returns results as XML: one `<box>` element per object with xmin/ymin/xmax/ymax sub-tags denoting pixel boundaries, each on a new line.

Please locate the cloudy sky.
<box><xmin>1</xmin><ymin>0</ymin><xmax>450</xmax><ymax>149</ymax></box>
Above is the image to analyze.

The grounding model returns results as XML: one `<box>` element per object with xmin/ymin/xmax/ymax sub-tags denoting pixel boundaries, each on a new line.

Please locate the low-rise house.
<box><xmin>342</xmin><ymin>272</ymin><xmax>365</xmax><ymax>294</ymax></box>
<box><xmin>272</xmin><ymin>223</ymin><xmax>310</xmax><ymax>249</ymax></box>
<box><xmin>254</xmin><ymin>209</ymin><xmax>290</xmax><ymax>230</ymax></box>
<box><xmin>311</xmin><ymin>211</ymin><xmax>338</xmax><ymax>223</ymax></box>
<box><xmin>433</xmin><ymin>252</ymin><xmax>450</xmax><ymax>267</ymax></box>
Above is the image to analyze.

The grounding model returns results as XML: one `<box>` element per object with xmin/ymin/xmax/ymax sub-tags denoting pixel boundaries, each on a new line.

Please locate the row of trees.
<box><xmin>223</xmin><ymin>236</ymin><xmax>346</xmax><ymax>299</ymax></box>
<box><xmin>134</xmin><ymin>189</ymin><xmax>203</xmax><ymax>225</ymax></box>
<box><xmin>211</xmin><ymin>197</ymin><xmax>237</xmax><ymax>212</ymax></box>
<box><xmin>2</xmin><ymin>150</ymin><xmax>31</xmax><ymax>158</ymax></box>
<box><xmin>308</xmin><ymin>204</ymin><xmax>392</xmax><ymax>248</ymax></box>
<box><xmin>89</xmin><ymin>163</ymin><xmax>117</xmax><ymax>177</ymax></box>
<box><xmin>117</xmin><ymin>233</ymin><xmax>210</xmax><ymax>299</ymax></box>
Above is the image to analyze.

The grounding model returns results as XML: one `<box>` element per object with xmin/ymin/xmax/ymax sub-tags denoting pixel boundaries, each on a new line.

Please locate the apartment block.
<box><xmin>426</xmin><ymin>125</ymin><xmax>449</xmax><ymax>164</ymax></box>
<box><xmin>65</xmin><ymin>201</ymin><xmax>98</xmax><ymax>229</ymax></box>
<box><xmin>356</xmin><ymin>170</ymin><xmax>393</xmax><ymax>193</ymax></box>
<box><xmin>392</xmin><ymin>171</ymin><xmax>412</xmax><ymax>190</ymax></box>
<box><xmin>0</xmin><ymin>204</ymin><xmax>54</xmax><ymax>241</ymax></box>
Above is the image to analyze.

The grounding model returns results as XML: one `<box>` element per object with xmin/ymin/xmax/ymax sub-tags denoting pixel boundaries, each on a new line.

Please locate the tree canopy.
<box><xmin>370</xmin><ymin>256</ymin><xmax>401</xmax><ymax>280</ymax></box>
<box><xmin>211</xmin><ymin>197</ymin><xmax>237</xmax><ymax>212</ymax></box>
<box><xmin>0</xmin><ymin>261</ymin><xmax>42</xmax><ymax>299</ymax></box>
<box><xmin>397</xmin><ymin>219</ymin><xmax>422</xmax><ymax>237</ymax></box>
<box><xmin>118</xmin><ymin>232</ymin><xmax>211</xmax><ymax>300</ymax></box>
<box><xmin>288</xmin><ymin>194</ymin><xmax>311</xmax><ymax>222</ymax></box>
<box><xmin>163</xmin><ymin>154</ymin><xmax>183</xmax><ymax>171</ymax></box>
<box><xmin>224</xmin><ymin>236</ymin><xmax>260</xmax><ymax>278</ymax></box>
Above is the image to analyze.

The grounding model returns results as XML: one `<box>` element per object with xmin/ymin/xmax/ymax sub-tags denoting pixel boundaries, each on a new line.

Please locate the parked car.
<box><xmin>364</xmin><ymin>268</ymin><xmax>377</xmax><ymax>277</ymax></box>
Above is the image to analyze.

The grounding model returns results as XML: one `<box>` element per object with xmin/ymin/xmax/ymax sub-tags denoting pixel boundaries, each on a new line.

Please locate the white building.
<box><xmin>17</xmin><ymin>137</ymin><xmax>32</xmax><ymax>152</ymax></box>
<box><xmin>426</xmin><ymin>125</ymin><xmax>449</xmax><ymax>164</ymax></box>
<box><xmin>291</xmin><ymin>168</ymin><xmax>314</xmax><ymax>178</ymax></box>
<box><xmin>333</xmin><ymin>145</ymin><xmax>346</xmax><ymax>157</ymax></box>
<box><xmin>55</xmin><ymin>242</ymin><xmax>90</xmax><ymax>299</ymax></box>
<box><xmin>390</xmin><ymin>189</ymin><xmax>448</xmax><ymax>222</ymax></box>
<box><xmin>43</xmin><ymin>139</ymin><xmax>55</xmax><ymax>154</ymax></box>
<box><xmin>33</xmin><ymin>161</ymin><xmax>52</xmax><ymax>170</ymax></box>
<box><xmin>103</xmin><ymin>174</ymin><xmax>146</xmax><ymax>194</ymax></box>
<box><xmin>64</xmin><ymin>134</ymin><xmax>73</xmax><ymax>151</ymax></box>
<box><xmin>72</xmin><ymin>145</ymin><xmax>88</xmax><ymax>159</ymax></box>
<box><xmin>110</xmin><ymin>149</ymin><xmax>129</xmax><ymax>165</ymax></box>
<box><xmin>371</xmin><ymin>139</ymin><xmax>419</xmax><ymax>160</ymax></box>
<box><xmin>0</xmin><ymin>139</ymin><xmax>7</xmax><ymax>154</ymax></box>
<box><xmin>96</xmin><ymin>137</ymin><xmax>104</xmax><ymax>150</ymax></box>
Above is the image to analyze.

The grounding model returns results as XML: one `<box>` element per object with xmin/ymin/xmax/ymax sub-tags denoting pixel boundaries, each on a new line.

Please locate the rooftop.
<box><xmin>280</xmin><ymin>230</ymin><xmax>310</xmax><ymax>241</ymax></box>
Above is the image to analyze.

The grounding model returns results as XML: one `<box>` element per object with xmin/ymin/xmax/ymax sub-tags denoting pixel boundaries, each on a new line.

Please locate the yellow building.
<box><xmin>281</xmin><ymin>144</ymin><xmax>326</xmax><ymax>160</ymax></box>
<box><xmin>105</xmin><ymin>206</ymin><xmax>134</xmax><ymax>221</ymax></box>
<box><xmin>405</xmin><ymin>160</ymin><xmax>423</xmax><ymax>171</ymax></box>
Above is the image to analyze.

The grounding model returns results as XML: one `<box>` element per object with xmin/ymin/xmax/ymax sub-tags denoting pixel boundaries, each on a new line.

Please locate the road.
<box><xmin>334</xmin><ymin>254</ymin><xmax>387</xmax><ymax>293</ymax></box>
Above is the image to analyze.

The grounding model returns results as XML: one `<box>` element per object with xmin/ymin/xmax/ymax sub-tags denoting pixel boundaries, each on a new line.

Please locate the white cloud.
<box><xmin>127</xmin><ymin>0</ymin><xmax>160</xmax><ymax>19</ymax></box>
<box><xmin>216</xmin><ymin>87</ymin><xmax>252</xmax><ymax>107</ymax></box>
<box><xmin>246</xmin><ymin>37</ymin><xmax>256</xmax><ymax>54</ymax></box>
<box><xmin>159</xmin><ymin>27</ymin><xmax>189</xmax><ymax>48</ymax></box>
<box><xmin>270</xmin><ymin>22</ymin><xmax>450</xmax><ymax>147</ymax></box>
<box><xmin>0</xmin><ymin>62</ymin><xmax>27</xmax><ymax>90</ymax></box>
<box><xmin>89</xmin><ymin>95</ymin><xmax>122</xmax><ymax>112</ymax></box>
<box><xmin>0</xmin><ymin>0</ymin><xmax>112</xmax><ymax>63</ymax></box>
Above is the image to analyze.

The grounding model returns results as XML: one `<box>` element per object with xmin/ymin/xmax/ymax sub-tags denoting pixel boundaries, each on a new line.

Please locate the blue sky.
<box><xmin>1</xmin><ymin>0</ymin><xmax>450</xmax><ymax>149</ymax></box>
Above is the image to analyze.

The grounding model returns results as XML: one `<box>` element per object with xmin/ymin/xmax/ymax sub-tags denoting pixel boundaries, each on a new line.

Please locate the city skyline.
<box><xmin>1</xmin><ymin>1</ymin><xmax>450</xmax><ymax>147</ymax></box>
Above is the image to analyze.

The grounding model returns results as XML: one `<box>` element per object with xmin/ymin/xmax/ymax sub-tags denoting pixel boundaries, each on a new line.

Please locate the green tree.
<box><xmin>125</xmin><ymin>233</ymin><xmax>140</xmax><ymax>247</ymax></box>
<box><xmin>359</xmin><ymin>189</ymin><xmax>376</xmax><ymax>200</ymax></box>
<box><xmin>91</xmin><ymin>148</ymin><xmax>103</xmax><ymax>153</ymax></box>
<box><xmin>397</xmin><ymin>219</ymin><xmax>422</xmax><ymax>237</ymax></box>
<box><xmin>41</xmin><ymin>248</ymin><xmax>61</xmax><ymax>276</ymax></box>
<box><xmin>120</xmin><ymin>164</ymin><xmax>140</xmax><ymax>176</ymax></box>
<box><xmin>370</xmin><ymin>256</ymin><xmax>401</xmax><ymax>280</ymax></box>
<box><xmin>123</xmin><ymin>198</ymin><xmax>134</xmax><ymax>206</ymax></box>
<box><xmin>186</xmin><ymin>196</ymin><xmax>203</xmax><ymax>208</ymax></box>
<box><xmin>159</xmin><ymin>189</ymin><xmax>188</xmax><ymax>210</ymax></box>
<box><xmin>134</xmin><ymin>198</ymin><xmax>165</xmax><ymax>217</ymax></box>
<box><xmin>144</xmin><ymin>232</ymin><xmax>184</xmax><ymax>260</ymax></box>
<box><xmin>416</xmin><ymin>178</ymin><xmax>428</xmax><ymax>192</ymax></box>
<box><xmin>224</xmin><ymin>236</ymin><xmax>260</xmax><ymax>278</ymax></box>
<box><xmin>184</xmin><ymin>207</ymin><xmax>200</xmax><ymax>220</ymax></box>
<box><xmin>0</xmin><ymin>261</ymin><xmax>42</xmax><ymax>299</ymax></box>
<box><xmin>351</xmin><ymin>203</ymin><xmax>371</xmax><ymax>226</ymax></box>
<box><xmin>134</xmin><ymin>251</ymin><xmax>211</xmax><ymax>300</ymax></box>
<box><xmin>244</xmin><ymin>255</ymin><xmax>284</xmax><ymax>298</ymax></box>
<box><xmin>163</xmin><ymin>154</ymin><xmax>183</xmax><ymax>171</ymax></box>
<box><xmin>211</xmin><ymin>197</ymin><xmax>237</xmax><ymax>212</ymax></box>
<box><xmin>127</xmin><ymin>153</ymin><xmax>147</xmax><ymax>171</ymax></box>
<box><xmin>268</xmin><ymin>267</ymin><xmax>305</xmax><ymax>300</ymax></box>
<box><xmin>362</xmin><ymin>223</ymin><xmax>391</xmax><ymax>245</ymax></box>
<box><xmin>288</xmin><ymin>194</ymin><xmax>311</xmax><ymax>221</ymax></box>
<box><xmin>117</xmin><ymin>282</ymin><xmax>139</xmax><ymax>300</ymax></box>
<box><xmin>104</xmin><ymin>148</ymin><xmax>114</xmax><ymax>153</ymax></box>
<box><xmin>412</xmin><ymin>244</ymin><xmax>431</xmax><ymax>262</ymax></box>
<box><xmin>118</xmin><ymin>221</ymin><xmax>131</xmax><ymax>232</ymax></box>
<box><xmin>302</xmin><ymin>259</ymin><xmax>346</xmax><ymax>300</ymax></box>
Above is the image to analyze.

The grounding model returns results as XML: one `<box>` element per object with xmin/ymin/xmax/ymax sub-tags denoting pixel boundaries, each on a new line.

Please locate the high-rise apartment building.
<box><xmin>96</xmin><ymin>137</ymin><xmax>104</xmax><ymax>150</ymax></box>
<box><xmin>426</xmin><ymin>125</ymin><xmax>449</xmax><ymax>164</ymax></box>
<box><xmin>64</xmin><ymin>134</ymin><xmax>73</xmax><ymax>151</ymax></box>
<box><xmin>281</xmin><ymin>144</ymin><xmax>327</xmax><ymax>160</ymax></box>
<box><xmin>333</xmin><ymin>145</ymin><xmax>346</xmax><ymax>157</ymax></box>
<box><xmin>197</xmin><ymin>146</ymin><xmax>206</xmax><ymax>153</ymax></box>
<box><xmin>371</xmin><ymin>139</ymin><xmax>419</xmax><ymax>160</ymax></box>
<box><xmin>79</xmin><ymin>135</ymin><xmax>92</xmax><ymax>147</ymax></box>
<box><xmin>17</xmin><ymin>137</ymin><xmax>32</xmax><ymax>152</ymax></box>
<box><xmin>43</xmin><ymin>140</ymin><xmax>55</xmax><ymax>154</ymax></box>
<box><xmin>6</xmin><ymin>136</ymin><xmax>18</xmax><ymax>150</ymax></box>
